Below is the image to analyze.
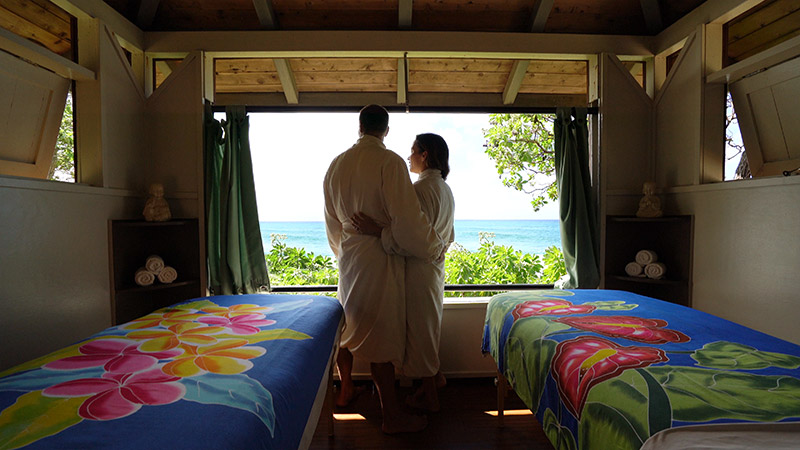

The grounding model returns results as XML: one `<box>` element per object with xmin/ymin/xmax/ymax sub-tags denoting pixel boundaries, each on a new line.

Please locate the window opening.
<box><xmin>724</xmin><ymin>90</ymin><xmax>750</xmax><ymax>181</ymax></box>
<box><xmin>153</xmin><ymin>58</ymin><xmax>183</xmax><ymax>90</ymax></box>
<box><xmin>622</xmin><ymin>61</ymin><xmax>645</xmax><ymax>88</ymax></box>
<box><xmin>49</xmin><ymin>88</ymin><xmax>75</xmax><ymax>182</ymax></box>
<box><xmin>229</xmin><ymin>112</ymin><xmax>566</xmax><ymax>295</ymax></box>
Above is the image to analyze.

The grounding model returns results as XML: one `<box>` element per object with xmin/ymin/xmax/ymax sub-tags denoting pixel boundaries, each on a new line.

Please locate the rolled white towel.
<box><xmin>625</xmin><ymin>262</ymin><xmax>644</xmax><ymax>277</ymax></box>
<box><xmin>635</xmin><ymin>249</ymin><xmax>658</xmax><ymax>266</ymax></box>
<box><xmin>145</xmin><ymin>255</ymin><xmax>165</xmax><ymax>274</ymax></box>
<box><xmin>645</xmin><ymin>262</ymin><xmax>667</xmax><ymax>280</ymax></box>
<box><xmin>157</xmin><ymin>266</ymin><xmax>178</xmax><ymax>284</ymax></box>
<box><xmin>135</xmin><ymin>267</ymin><xmax>155</xmax><ymax>286</ymax></box>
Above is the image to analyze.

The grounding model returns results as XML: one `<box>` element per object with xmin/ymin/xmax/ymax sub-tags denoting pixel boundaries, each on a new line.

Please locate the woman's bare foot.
<box><xmin>335</xmin><ymin>383</ymin><xmax>366</xmax><ymax>407</ymax></box>
<box><xmin>382</xmin><ymin>410</ymin><xmax>427</xmax><ymax>434</ymax></box>
<box><xmin>435</xmin><ymin>371</ymin><xmax>447</xmax><ymax>389</ymax></box>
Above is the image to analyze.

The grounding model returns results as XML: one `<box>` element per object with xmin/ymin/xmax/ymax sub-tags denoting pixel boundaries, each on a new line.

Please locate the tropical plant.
<box><xmin>482</xmin><ymin>113</ymin><xmax>556</xmax><ymax>211</ymax></box>
<box><xmin>49</xmin><ymin>92</ymin><xmax>75</xmax><ymax>182</ymax></box>
<box><xmin>264</xmin><ymin>232</ymin><xmax>567</xmax><ymax>298</ymax></box>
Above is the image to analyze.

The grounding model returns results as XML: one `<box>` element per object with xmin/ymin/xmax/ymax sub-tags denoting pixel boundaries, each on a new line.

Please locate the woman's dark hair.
<box><xmin>359</xmin><ymin>104</ymin><xmax>389</xmax><ymax>134</ymax></box>
<box><xmin>415</xmin><ymin>133</ymin><xmax>450</xmax><ymax>180</ymax></box>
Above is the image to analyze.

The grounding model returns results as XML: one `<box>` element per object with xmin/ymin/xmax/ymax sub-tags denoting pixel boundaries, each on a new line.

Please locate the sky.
<box><xmin>245</xmin><ymin>112</ymin><xmax>559</xmax><ymax>222</ymax></box>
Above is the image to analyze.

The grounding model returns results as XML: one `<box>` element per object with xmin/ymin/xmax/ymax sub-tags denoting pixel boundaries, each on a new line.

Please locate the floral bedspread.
<box><xmin>482</xmin><ymin>290</ymin><xmax>800</xmax><ymax>450</ymax></box>
<box><xmin>0</xmin><ymin>294</ymin><xmax>343</xmax><ymax>450</ymax></box>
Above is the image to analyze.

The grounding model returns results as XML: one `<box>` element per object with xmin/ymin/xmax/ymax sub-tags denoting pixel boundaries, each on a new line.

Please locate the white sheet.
<box><xmin>641</xmin><ymin>422</ymin><xmax>800</xmax><ymax>450</ymax></box>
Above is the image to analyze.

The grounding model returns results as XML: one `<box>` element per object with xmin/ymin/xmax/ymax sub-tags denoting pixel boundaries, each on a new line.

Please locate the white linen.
<box><xmin>645</xmin><ymin>262</ymin><xmax>667</xmax><ymax>279</ymax></box>
<box><xmin>134</xmin><ymin>267</ymin><xmax>155</xmax><ymax>286</ymax></box>
<box><xmin>157</xmin><ymin>266</ymin><xmax>178</xmax><ymax>283</ymax></box>
<box><xmin>324</xmin><ymin>135</ymin><xmax>445</xmax><ymax>366</ymax></box>
<box><xmin>380</xmin><ymin>168</ymin><xmax>455</xmax><ymax>377</ymax></box>
<box><xmin>635</xmin><ymin>249</ymin><xmax>658</xmax><ymax>266</ymax></box>
<box><xmin>625</xmin><ymin>261</ymin><xmax>644</xmax><ymax>277</ymax></box>
<box><xmin>145</xmin><ymin>255</ymin><xmax>165</xmax><ymax>274</ymax></box>
<box><xmin>641</xmin><ymin>421</ymin><xmax>800</xmax><ymax>450</ymax></box>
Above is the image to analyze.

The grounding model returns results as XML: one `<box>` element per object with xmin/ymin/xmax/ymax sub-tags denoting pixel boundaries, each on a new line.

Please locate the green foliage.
<box><xmin>265</xmin><ymin>234</ymin><xmax>339</xmax><ymax>287</ymax></box>
<box><xmin>482</xmin><ymin>113</ymin><xmax>556</xmax><ymax>211</ymax></box>
<box><xmin>49</xmin><ymin>92</ymin><xmax>75</xmax><ymax>182</ymax></box>
<box><xmin>265</xmin><ymin>232</ymin><xmax>566</xmax><ymax>298</ymax></box>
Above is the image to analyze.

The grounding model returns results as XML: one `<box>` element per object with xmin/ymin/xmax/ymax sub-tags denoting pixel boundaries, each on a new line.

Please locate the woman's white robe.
<box><xmin>380</xmin><ymin>169</ymin><xmax>455</xmax><ymax>377</ymax></box>
<box><xmin>323</xmin><ymin>135</ymin><xmax>444</xmax><ymax>367</ymax></box>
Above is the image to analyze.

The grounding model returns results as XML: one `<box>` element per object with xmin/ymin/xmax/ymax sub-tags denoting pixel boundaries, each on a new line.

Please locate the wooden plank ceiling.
<box><xmin>0</xmin><ymin>0</ymin><xmax>73</xmax><ymax>58</ymax></box>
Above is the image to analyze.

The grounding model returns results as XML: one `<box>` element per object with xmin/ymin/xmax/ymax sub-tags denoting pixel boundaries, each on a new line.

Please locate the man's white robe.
<box><xmin>323</xmin><ymin>135</ymin><xmax>444</xmax><ymax>366</ymax></box>
<box><xmin>380</xmin><ymin>169</ymin><xmax>455</xmax><ymax>377</ymax></box>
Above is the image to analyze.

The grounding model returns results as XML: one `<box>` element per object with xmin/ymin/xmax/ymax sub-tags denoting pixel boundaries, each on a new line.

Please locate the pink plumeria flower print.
<box><xmin>555</xmin><ymin>315</ymin><xmax>690</xmax><ymax>344</ymax></box>
<box><xmin>44</xmin><ymin>339</ymin><xmax>182</xmax><ymax>373</ymax></box>
<box><xmin>43</xmin><ymin>367</ymin><xmax>185</xmax><ymax>420</ymax></box>
<box><xmin>197</xmin><ymin>313</ymin><xmax>275</xmax><ymax>335</ymax></box>
<box><xmin>551</xmin><ymin>336</ymin><xmax>668</xmax><ymax>418</ymax></box>
<box><xmin>512</xmin><ymin>299</ymin><xmax>597</xmax><ymax>320</ymax></box>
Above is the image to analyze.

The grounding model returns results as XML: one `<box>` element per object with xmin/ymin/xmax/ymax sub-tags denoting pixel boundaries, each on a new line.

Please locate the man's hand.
<box><xmin>350</xmin><ymin>212</ymin><xmax>383</xmax><ymax>237</ymax></box>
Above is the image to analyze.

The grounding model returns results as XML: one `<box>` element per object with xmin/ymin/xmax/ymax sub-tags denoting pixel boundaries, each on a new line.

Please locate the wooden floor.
<box><xmin>311</xmin><ymin>377</ymin><xmax>554</xmax><ymax>449</ymax></box>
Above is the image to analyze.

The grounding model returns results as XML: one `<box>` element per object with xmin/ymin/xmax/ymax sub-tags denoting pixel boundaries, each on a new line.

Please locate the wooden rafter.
<box><xmin>502</xmin><ymin>60</ymin><xmax>529</xmax><ymax>104</ymax></box>
<box><xmin>529</xmin><ymin>0</ymin><xmax>554</xmax><ymax>32</ymax></box>
<box><xmin>273</xmin><ymin>58</ymin><xmax>298</xmax><ymax>104</ymax></box>
<box><xmin>397</xmin><ymin>54</ymin><xmax>408</xmax><ymax>104</ymax></box>
<box><xmin>252</xmin><ymin>0</ymin><xmax>278</xmax><ymax>29</ymax></box>
<box><xmin>640</xmin><ymin>0</ymin><xmax>663</xmax><ymax>35</ymax></box>
<box><xmin>398</xmin><ymin>0</ymin><xmax>412</xmax><ymax>29</ymax></box>
<box><xmin>136</xmin><ymin>0</ymin><xmax>160</xmax><ymax>29</ymax></box>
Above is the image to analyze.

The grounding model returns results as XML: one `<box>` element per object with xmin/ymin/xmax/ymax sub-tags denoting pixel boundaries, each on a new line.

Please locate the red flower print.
<box><xmin>552</xmin><ymin>336</ymin><xmax>668</xmax><ymax>418</ymax></box>
<box><xmin>44</xmin><ymin>339</ymin><xmax>182</xmax><ymax>373</ymax></box>
<box><xmin>197</xmin><ymin>313</ymin><xmax>276</xmax><ymax>335</ymax></box>
<box><xmin>512</xmin><ymin>299</ymin><xmax>596</xmax><ymax>320</ymax></box>
<box><xmin>43</xmin><ymin>367</ymin><xmax>185</xmax><ymax>420</ymax></box>
<box><xmin>555</xmin><ymin>315</ymin><xmax>690</xmax><ymax>344</ymax></box>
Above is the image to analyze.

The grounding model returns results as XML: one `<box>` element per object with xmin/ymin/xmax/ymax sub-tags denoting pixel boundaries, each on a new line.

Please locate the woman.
<box><xmin>352</xmin><ymin>133</ymin><xmax>455</xmax><ymax>412</ymax></box>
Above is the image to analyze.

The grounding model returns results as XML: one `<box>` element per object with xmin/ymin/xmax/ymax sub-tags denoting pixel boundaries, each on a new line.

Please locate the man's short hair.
<box><xmin>359</xmin><ymin>104</ymin><xmax>389</xmax><ymax>134</ymax></box>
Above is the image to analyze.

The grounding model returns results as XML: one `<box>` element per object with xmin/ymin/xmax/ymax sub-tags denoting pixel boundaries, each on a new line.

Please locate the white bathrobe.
<box><xmin>380</xmin><ymin>168</ymin><xmax>455</xmax><ymax>377</ymax></box>
<box><xmin>323</xmin><ymin>135</ymin><xmax>444</xmax><ymax>366</ymax></box>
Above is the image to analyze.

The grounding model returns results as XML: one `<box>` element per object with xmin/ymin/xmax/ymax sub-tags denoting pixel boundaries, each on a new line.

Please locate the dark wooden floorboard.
<box><xmin>311</xmin><ymin>377</ymin><xmax>554</xmax><ymax>449</ymax></box>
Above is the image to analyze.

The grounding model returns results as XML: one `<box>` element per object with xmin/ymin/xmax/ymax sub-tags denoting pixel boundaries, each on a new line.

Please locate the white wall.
<box><xmin>0</xmin><ymin>179</ymin><xmax>139</xmax><ymax>369</ymax></box>
<box><xmin>666</xmin><ymin>178</ymin><xmax>800</xmax><ymax>343</ymax></box>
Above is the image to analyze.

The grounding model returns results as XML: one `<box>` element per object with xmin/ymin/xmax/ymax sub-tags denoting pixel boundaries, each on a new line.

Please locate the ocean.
<box><xmin>259</xmin><ymin>220</ymin><xmax>561</xmax><ymax>257</ymax></box>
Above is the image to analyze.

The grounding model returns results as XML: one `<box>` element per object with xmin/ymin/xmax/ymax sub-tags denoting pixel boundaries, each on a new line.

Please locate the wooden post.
<box><xmin>497</xmin><ymin>370</ymin><xmax>507</xmax><ymax>428</ymax></box>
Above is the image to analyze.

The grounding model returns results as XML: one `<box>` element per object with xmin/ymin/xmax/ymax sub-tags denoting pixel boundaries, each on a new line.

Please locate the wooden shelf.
<box><xmin>109</xmin><ymin>219</ymin><xmax>203</xmax><ymax>324</ymax></box>
<box><xmin>116</xmin><ymin>280</ymin><xmax>198</xmax><ymax>294</ymax></box>
<box><xmin>610</xmin><ymin>275</ymin><xmax>683</xmax><ymax>285</ymax></box>
<box><xmin>603</xmin><ymin>215</ymin><xmax>693</xmax><ymax>307</ymax></box>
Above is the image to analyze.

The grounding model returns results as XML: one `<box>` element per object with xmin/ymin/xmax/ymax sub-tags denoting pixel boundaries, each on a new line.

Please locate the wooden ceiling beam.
<box><xmin>147</xmin><ymin>30</ymin><xmax>653</xmax><ymax>56</ymax></box>
<box><xmin>502</xmin><ymin>60</ymin><xmax>529</xmax><ymax>104</ymax></box>
<box><xmin>136</xmin><ymin>0</ymin><xmax>160</xmax><ymax>29</ymax></box>
<box><xmin>529</xmin><ymin>0</ymin><xmax>554</xmax><ymax>33</ymax></box>
<box><xmin>398</xmin><ymin>0</ymin><xmax>412</xmax><ymax>29</ymax></box>
<box><xmin>253</xmin><ymin>0</ymin><xmax>278</xmax><ymax>29</ymax></box>
<box><xmin>273</xmin><ymin>58</ymin><xmax>298</xmax><ymax>104</ymax></box>
<box><xmin>640</xmin><ymin>0</ymin><xmax>663</xmax><ymax>35</ymax></box>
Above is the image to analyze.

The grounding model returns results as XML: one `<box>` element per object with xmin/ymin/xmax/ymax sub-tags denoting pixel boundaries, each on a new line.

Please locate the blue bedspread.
<box><xmin>482</xmin><ymin>289</ymin><xmax>800</xmax><ymax>450</ymax></box>
<box><xmin>0</xmin><ymin>294</ymin><xmax>343</xmax><ymax>450</ymax></box>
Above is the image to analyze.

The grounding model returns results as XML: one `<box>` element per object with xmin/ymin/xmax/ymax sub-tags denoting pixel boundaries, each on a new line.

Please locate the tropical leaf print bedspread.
<box><xmin>0</xmin><ymin>294</ymin><xmax>343</xmax><ymax>450</ymax></box>
<box><xmin>482</xmin><ymin>290</ymin><xmax>800</xmax><ymax>450</ymax></box>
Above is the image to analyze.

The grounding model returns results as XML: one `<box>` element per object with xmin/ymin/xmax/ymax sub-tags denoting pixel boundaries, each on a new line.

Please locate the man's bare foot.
<box><xmin>405</xmin><ymin>389</ymin><xmax>440</xmax><ymax>413</ymax></box>
<box><xmin>382</xmin><ymin>410</ymin><xmax>427</xmax><ymax>434</ymax></box>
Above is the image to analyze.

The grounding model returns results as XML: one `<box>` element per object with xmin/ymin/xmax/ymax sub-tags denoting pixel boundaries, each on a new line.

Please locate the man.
<box><xmin>323</xmin><ymin>105</ymin><xmax>445</xmax><ymax>434</ymax></box>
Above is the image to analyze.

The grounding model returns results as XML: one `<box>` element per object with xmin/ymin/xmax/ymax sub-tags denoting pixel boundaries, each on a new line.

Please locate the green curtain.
<box><xmin>554</xmin><ymin>107</ymin><xmax>600</xmax><ymax>289</ymax></box>
<box><xmin>204</xmin><ymin>104</ymin><xmax>270</xmax><ymax>294</ymax></box>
